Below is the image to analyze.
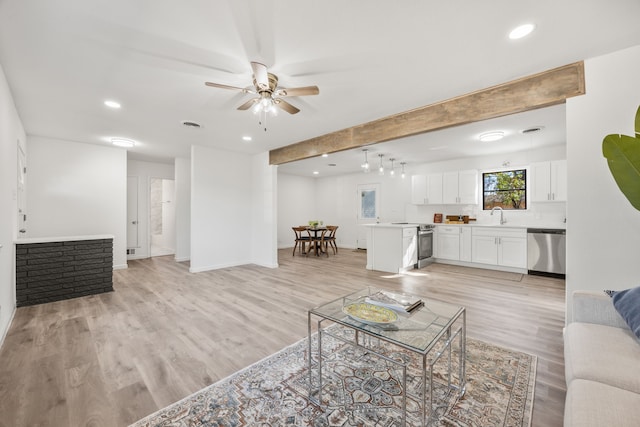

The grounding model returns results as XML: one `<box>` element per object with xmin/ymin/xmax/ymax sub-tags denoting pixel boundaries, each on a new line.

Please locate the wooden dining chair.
<box><xmin>292</xmin><ymin>227</ymin><xmax>311</xmax><ymax>256</ymax></box>
<box><xmin>323</xmin><ymin>225</ymin><xmax>339</xmax><ymax>255</ymax></box>
<box><xmin>309</xmin><ymin>228</ymin><xmax>329</xmax><ymax>257</ymax></box>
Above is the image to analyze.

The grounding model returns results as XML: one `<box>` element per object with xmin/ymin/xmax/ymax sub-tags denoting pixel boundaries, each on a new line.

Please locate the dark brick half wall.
<box><xmin>16</xmin><ymin>238</ymin><xmax>113</xmax><ymax>307</ymax></box>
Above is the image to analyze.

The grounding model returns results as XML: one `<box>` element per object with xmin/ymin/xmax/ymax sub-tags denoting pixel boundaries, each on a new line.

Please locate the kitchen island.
<box><xmin>364</xmin><ymin>223</ymin><xmax>418</xmax><ymax>273</ymax></box>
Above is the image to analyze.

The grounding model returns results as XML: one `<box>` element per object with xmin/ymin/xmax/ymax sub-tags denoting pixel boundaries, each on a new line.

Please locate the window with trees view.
<box><xmin>483</xmin><ymin>169</ymin><xmax>527</xmax><ymax>210</ymax></box>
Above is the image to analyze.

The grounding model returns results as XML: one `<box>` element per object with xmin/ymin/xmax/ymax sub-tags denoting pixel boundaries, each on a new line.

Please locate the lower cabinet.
<box><xmin>435</xmin><ymin>225</ymin><xmax>471</xmax><ymax>262</ymax></box>
<box><xmin>471</xmin><ymin>227</ymin><xmax>527</xmax><ymax>268</ymax></box>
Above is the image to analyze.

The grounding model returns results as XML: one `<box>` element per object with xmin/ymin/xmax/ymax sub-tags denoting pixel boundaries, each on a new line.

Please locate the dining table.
<box><xmin>306</xmin><ymin>226</ymin><xmax>327</xmax><ymax>256</ymax></box>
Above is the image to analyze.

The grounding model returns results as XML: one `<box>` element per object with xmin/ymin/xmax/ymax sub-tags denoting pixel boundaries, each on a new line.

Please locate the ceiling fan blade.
<box><xmin>205</xmin><ymin>81</ymin><xmax>254</xmax><ymax>93</ymax></box>
<box><xmin>274</xmin><ymin>99</ymin><xmax>300</xmax><ymax>115</ymax></box>
<box><xmin>275</xmin><ymin>86</ymin><xmax>320</xmax><ymax>97</ymax></box>
<box><xmin>251</xmin><ymin>61</ymin><xmax>269</xmax><ymax>90</ymax></box>
<box><xmin>237</xmin><ymin>98</ymin><xmax>259</xmax><ymax>110</ymax></box>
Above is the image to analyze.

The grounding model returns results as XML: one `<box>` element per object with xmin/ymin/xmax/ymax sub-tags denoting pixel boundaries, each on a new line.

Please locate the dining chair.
<box><xmin>292</xmin><ymin>227</ymin><xmax>311</xmax><ymax>256</ymax></box>
<box><xmin>309</xmin><ymin>228</ymin><xmax>329</xmax><ymax>257</ymax></box>
<box><xmin>324</xmin><ymin>225</ymin><xmax>339</xmax><ymax>255</ymax></box>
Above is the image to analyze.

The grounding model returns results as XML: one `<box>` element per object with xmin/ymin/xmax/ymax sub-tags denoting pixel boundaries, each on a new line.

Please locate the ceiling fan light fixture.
<box><xmin>479</xmin><ymin>131</ymin><xmax>505</xmax><ymax>142</ymax></box>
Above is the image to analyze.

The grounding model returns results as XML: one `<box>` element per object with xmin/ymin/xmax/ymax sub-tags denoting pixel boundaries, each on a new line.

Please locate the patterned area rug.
<box><xmin>130</xmin><ymin>332</ymin><xmax>536</xmax><ymax>427</ymax></box>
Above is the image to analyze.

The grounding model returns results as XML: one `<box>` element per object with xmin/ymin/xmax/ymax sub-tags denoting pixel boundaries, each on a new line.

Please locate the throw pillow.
<box><xmin>606</xmin><ymin>286</ymin><xmax>640</xmax><ymax>339</ymax></box>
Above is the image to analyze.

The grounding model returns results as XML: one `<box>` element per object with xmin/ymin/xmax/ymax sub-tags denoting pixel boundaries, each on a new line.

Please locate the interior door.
<box><xmin>356</xmin><ymin>183</ymin><xmax>380</xmax><ymax>249</ymax></box>
<box><xmin>127</xmin><ymin>176</ymin><xmax>139</xmax><ymax>248</ymax></box>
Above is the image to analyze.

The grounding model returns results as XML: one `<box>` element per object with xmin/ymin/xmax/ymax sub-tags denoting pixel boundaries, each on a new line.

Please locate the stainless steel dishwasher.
<box><xmin>527</xmin><ymin>228</ymin><xmax>566</xmax><ymax>277</ymax></box>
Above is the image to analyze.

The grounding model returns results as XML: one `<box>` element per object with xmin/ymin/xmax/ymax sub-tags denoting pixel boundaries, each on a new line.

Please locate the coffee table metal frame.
<box><xmin>307</xmin><ymin>287</ymin><xmax>466</xmax><ymax>426</ymax></box>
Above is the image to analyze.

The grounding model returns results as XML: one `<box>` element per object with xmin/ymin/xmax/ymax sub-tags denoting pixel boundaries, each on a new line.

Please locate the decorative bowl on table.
<box><xmin>343</xmin><ymin>302</ymin><xmax>398</xmax><ymax>325</ymax></box>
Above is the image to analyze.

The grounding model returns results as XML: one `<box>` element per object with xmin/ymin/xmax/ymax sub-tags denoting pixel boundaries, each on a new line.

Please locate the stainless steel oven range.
<box><xmin>417</xmin><ymin>224</ymin><xmax>435</xmax><ymax>268</ymax></box>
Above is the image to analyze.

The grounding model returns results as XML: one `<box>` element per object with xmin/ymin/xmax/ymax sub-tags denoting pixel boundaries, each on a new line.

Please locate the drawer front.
<box><xmin>472</xmin><ymin>227</ymin><xmax>526</xmax><ymax>239</ymax></box>
<box><xmin>403</xmin><ymin>227</ymin><xmax>417</xmax><ymax>237</ymax></box>
<box><xmin>437</xmin><ymin>226</ymin><xmax>461</xmax><ymax>235</ymax></box>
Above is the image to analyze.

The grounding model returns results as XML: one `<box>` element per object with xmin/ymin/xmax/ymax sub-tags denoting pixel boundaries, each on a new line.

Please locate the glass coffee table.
<box><xmin>308</xmin><ymin>287</ymin><xmax>466</xmax><ymax>426</ymax></box>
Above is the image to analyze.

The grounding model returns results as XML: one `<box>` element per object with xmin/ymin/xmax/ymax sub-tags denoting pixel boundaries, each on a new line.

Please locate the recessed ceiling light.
<box><xmin>509</xmin><ymin>23</ymin><xmax>535</xmax><ymax>40</ymax></box>
<box><xmin>110</xmin><ymin>138</ymin><xmax>135</xmax><ymax>148</ymax></box>
<box><xmin>479</xmin><ymin>131</ymin><xmax>505</xmax><ymax>142</ymax></box>
<box><xmin>321</xmin><ymin>153</ymin><xmax>328</xmax><ymax>158</ymax></box>
<box><xmin>313</xmin><ymin>171</ymin><xmax>319</xmax><ymax>175</ymax></box>
<box><xmin>242</xmin><ymin>136</ymin><xmax>252</xmax><ymax>141</ymax></box>
<box><xmin>104</xmin><ymin>100</ymin><xmax>121</xmax><ymax>109</ymax></box>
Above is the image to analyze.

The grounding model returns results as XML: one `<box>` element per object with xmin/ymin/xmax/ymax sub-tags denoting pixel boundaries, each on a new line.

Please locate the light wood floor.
<box><xmin>0</xmin><ymin>249</ymin><xmax>566</xmax><ymax>427</ymax></box>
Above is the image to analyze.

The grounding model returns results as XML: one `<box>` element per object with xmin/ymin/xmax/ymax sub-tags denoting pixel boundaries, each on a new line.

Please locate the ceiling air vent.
<box><xmin>182</xmin><ymin>120</ymin><xmax>201</xmax><ymax>128</ymax></box>
<box><xmin>521</xmin><ymin>126</ymin><xmax>543</xmax><ymax>134</ymax></box>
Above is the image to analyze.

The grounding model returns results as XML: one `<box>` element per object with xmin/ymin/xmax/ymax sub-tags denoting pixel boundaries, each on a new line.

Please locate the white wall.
<box><xmin>566</xmin><ymin>44</ymin><xmax>640</xmax><ymax>321</ymax></box>
<box><xmin>276</xmin><ymin>173</ymin><xmax>317</xmax><ymax>248</ymax></box>
<box><xmin>174</xmin><ymin>157</ymin><xmax>191</xmax><ymax>262</ymax></box>
<box><xmin>127</xmin><ymin>159</ymin><xmax>175</xmax><ymax>259</ymax></box>
<box><xmin>26</xmin><ymin>137</ymin><xmax>127</xmax><ymax>269</ymax></box>
<box><xmin>190</xmin><ymin>145</ymin><xmax>253</xmax><ymax>272</ymax></box>
<box><xmin>251</xmin><ymin>152</ymin><xmax>278</xmax><ymax>268</ymax></box>
<box><xmin>278</xmin><ymin>145</ymin><xmax>567</xmax><ymax>250</ymax></box>
<box><xmin>0</xmin><ymin>63</ymin><xmax>25</xmax><ymax>344</ymax></box>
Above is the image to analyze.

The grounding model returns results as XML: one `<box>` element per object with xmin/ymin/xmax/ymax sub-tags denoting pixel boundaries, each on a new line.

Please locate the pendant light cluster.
<box><xmin>360</xmin><ymin>149</ymin><xmax>406</xmax><ymax>178</ymax></box>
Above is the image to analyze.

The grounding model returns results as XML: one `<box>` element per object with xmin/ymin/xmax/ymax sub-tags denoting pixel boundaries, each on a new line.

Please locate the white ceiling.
<box><xmin>1</xmin><ymin>0</ymin><xmax>639</xmax><ymax>176</ymax></box>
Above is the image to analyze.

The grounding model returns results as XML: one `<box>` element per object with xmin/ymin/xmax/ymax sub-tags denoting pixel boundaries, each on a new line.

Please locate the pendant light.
<box><xmin>389</xmin><ymin>158</ymin><xmax>396</xmax><ymax>177</ymax></box>
<box><xmin>400</xmin><ymin>162</ymin><xmax>406</xmax><ymax>179</ymax></box>
<box><xmin>361</xmin><ymin>149</ymin><xmax>370</xmax><ymax>172</ymax></box>
<box><xmin>378</xmin><ymin>154</ymin><xmax>384</xmax><ymax>175</ymax></box>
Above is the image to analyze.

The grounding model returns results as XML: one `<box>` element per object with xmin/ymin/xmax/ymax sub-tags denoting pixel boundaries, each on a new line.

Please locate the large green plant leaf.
<box><xmin>602</xmin><ymin>106</ymin><xmax>640</xmax><ymax>211</ymax></box>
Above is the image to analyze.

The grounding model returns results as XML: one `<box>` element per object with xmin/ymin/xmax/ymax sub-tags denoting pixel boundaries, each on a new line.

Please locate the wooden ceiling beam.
<box><xmin>269</xmin><ymin>61</ymin><xmax>585</xmax><ymax>165</ymax></box>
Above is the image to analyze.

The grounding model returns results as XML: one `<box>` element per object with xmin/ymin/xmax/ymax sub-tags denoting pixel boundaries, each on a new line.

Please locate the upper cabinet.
<box><xmin>443</xmin><ymin>170</ymin><xmax>478</xmax><ymax>204</ymax></box>
<box><xmin>530</xmin><ymin>160</ymin><xmax>567</xmax><ymax>202</ymax></box>
<box><xmin>411</xmin><ymin>174</ymin><xmax>443</xmax><ymax>205</ymax></box>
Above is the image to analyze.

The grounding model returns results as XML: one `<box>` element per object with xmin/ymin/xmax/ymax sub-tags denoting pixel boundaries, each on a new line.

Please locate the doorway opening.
<box><xmin>150</xmin><ymin>178</ymin><xmax>176</xmax><ymax>257</ymax></box>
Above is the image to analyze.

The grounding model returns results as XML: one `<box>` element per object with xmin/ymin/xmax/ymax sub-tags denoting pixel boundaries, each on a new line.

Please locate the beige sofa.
<box><xmin>564</xmin><ymin>290</ymin><xmax>640</xmax><ymax>426</ymax></box>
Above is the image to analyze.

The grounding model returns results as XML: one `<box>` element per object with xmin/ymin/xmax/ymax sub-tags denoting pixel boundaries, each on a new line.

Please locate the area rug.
<box><xmin>130</xmin><ymin>332</ymin><xmax>536</xmax><ymax>427</ymax></box>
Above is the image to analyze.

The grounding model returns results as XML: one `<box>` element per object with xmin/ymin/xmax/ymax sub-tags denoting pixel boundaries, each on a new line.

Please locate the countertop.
<box><xmin>366</xmin><ymin>222</ymin><xmax>566</xmax><ymax>230</ymax></box>
<box><xmin>363</xmin><ymin>223</ymin><xmax>422</xmax><ymax>228</ymax></box>
<box><xmin>15</xmin><ymin>234</ymin><xmax>115</xmax><ymax>244</ymax></box>
<box><xmin>434</xmin><ymin>222</ymin><xmax>566</xmax><ymax>230</ymax></box>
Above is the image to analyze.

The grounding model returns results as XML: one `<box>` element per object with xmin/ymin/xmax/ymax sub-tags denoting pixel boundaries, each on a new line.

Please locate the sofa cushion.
<box><xmin>609</xmin><ymin>286</ymin><xmax>640</xmax><ymax>339</ymax></box>
<box><xmin>565</xmin><ymin>379</ymin><xmax>640</xmax><ymax>427</ymax></box>
<box><xmin>564</xmin><ymin>322</ymin><xmax>640</xmax><ymax>393</ymax></box>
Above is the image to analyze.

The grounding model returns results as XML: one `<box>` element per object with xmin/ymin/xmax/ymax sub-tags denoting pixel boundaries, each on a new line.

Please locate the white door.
<box><xmin>356</xmin><ymin>183</ymin><xmax>380</xmax><ymax>249</ymax></box>
<box><xmin>150</xmin><ymin>178</ymin><xmax>176</xmax><ymax>256</ymax></box>
<box><xmin>127</xmin><ymin>176</ymin><xmax>139</xmax><ymax>248</ymax></box>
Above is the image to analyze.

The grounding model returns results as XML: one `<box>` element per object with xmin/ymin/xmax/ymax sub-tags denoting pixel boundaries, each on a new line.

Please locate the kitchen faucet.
<box><xmin>490</xmin><ymin>206</ymin><xmax>506</xmax><ymax>224</ymax></box>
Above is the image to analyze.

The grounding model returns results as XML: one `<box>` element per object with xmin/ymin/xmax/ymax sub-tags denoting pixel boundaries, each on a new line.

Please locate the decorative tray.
<box><xmin>342</xmin><ymin>302</ymin><xmax>398</xmax><ymax>325</ymax></box>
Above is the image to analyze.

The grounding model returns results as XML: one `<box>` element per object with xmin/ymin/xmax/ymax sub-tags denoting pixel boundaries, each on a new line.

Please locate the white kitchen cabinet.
<box><xmin>530</xmin><ymin>160</ymin><xmax>567</xmax><ymax>202</ymax></box>
<box><xmin>436</xmin><ymin>226</ymin><xmax>461</xmax><ymax>260</ymax></box>
<box><xmin>471</xmin><ymin>227</ymin><xmax>527</xmax><ymax>268</ymax></box>
<box><xmin>460</xmin><ymin>227</ymin><xmax>472</xmax><ymax>262</ymax></box>
<box><xmin>411</xmin><ymin>174</ymin><xmax>443</xmax><ymax>204</ymax></box>
<box><xmin>443</xmin><ymin>170</ymin><xmax>478</xmax><ymax>204</ymax></box>
<box><xmin>365</xmin><ymin>225</ymin><xmax>417</xmax><ymax>273</ymax></box>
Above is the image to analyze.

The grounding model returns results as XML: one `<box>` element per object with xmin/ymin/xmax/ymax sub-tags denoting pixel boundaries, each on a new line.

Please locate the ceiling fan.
<box><xmin>205</xmin><ymin>62</ymin><xmax>319</xmax><ymax>115</ymax></box>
